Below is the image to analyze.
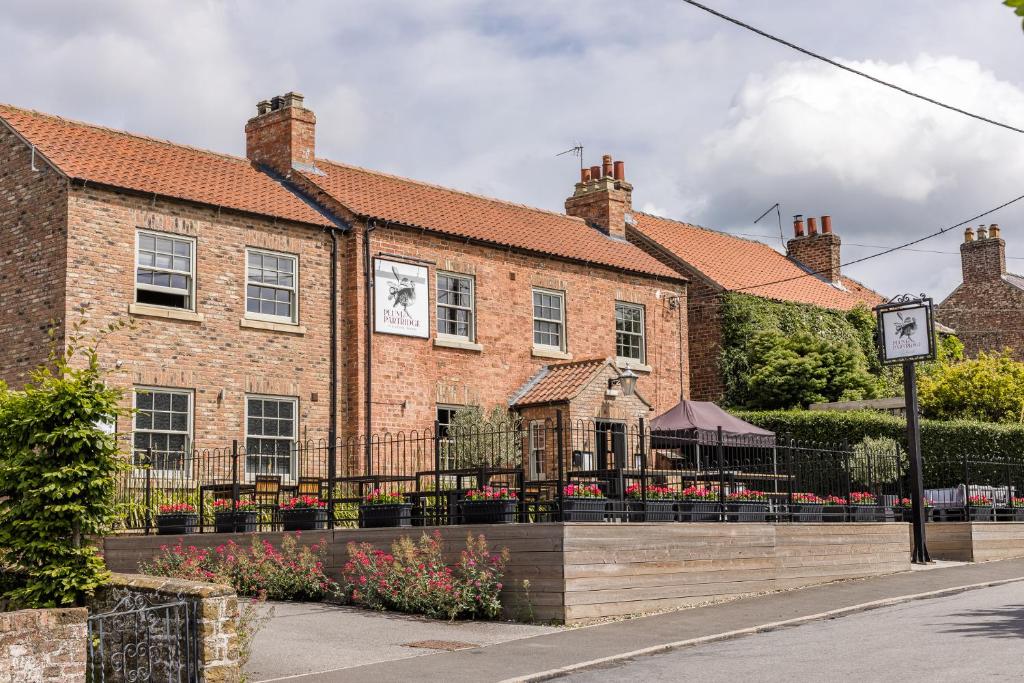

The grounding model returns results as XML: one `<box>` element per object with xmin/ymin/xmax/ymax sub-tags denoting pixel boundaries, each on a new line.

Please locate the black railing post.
<box><xmin>144</xmin><ymin>448</ymin><xmax>153</xmax><ymax>535</ymax></box>
<box><xmin>639</xmin><ymin>419</ymin><xmax>648</xmax><ymax>521</ymax></box>
<box><xmin>1006</xmin><ymin>460</ymin><xmax>1012</xmax><ymax>513</ymax></box>
<box><xmin>434</xmin><ymin>420</ymin><xmax>442</xmax><ymax>526</ymax></box>
<box><xmin>556</xmin><ymin>411</ymin><xmax>565</xmax><ymax>523</ymax></box>
<box><xmin>963</xmin><ymin>451</ymin><xmax>971</xmax><ymax>521</ymax></box>
<box><xmin>843</xmin><ymin>440</ymin><xmax>852</xmax><ymax>523</ymax></box>
<box><xmin>231</xmin><ymin>440</ymin><xmax>240</xmax><ymax>533</ymax></box>
<box><xmin>717</xmin><ymin>426</ymin><xmax>725</xmax><ymax>522</ymax></box>
<box><xmin>785</xmin><ymin>437</ymin><xmax>794</xmax><ymax>522</ymax></box>
<box><xmin>327</xmin><ymin>439</ymin><xmax>337</xmax><ymax>530</ymax></box>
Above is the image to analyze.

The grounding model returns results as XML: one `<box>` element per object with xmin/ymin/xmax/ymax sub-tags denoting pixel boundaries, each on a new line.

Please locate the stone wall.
<box><xmin>0</xmin><ymin>607</ymin><xmax>87</xmax><ymax>683</ymax></box>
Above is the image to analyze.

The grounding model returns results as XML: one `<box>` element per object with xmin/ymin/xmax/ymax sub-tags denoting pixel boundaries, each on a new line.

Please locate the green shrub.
<box><xmin>919</xmin><ymin>350</ymin><xmax>1024</xmax><ymax>423</ymax></box>
<box><xmin>0</xmin><ymin>321</ymin><xmax>128</xmax><ymax>608</ymax></box>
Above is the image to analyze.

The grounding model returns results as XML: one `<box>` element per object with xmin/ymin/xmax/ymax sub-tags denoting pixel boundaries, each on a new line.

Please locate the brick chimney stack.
<box><xmin>786</xmin><ymin>214</ymin><xmax>842</xmax><ymax>284</ymax></box>
<box><xmin>245</xmin><ymin>92</ymin><xmax>317</xmax><ymax>176</ymax></box>
<box><xmin>565</xmin><ymin>154</ymin><xmax>633</xmax><ymax>240</ymax></box>
<box><xmin>961</xmin><ymin>223</ymin><xmax>1006</xmax><ymax>283</ymax></box>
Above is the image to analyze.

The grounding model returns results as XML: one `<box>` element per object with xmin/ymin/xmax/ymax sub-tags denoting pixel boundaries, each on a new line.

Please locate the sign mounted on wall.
<box><xmin>374</xmin><ymin>258</ymin><xmax>429</xmax><ymax>338</ymax></box>
<box><xmin>875</xmin><ymin>295</ymin><xmax>935</xmax><ymax>365</ymax></box>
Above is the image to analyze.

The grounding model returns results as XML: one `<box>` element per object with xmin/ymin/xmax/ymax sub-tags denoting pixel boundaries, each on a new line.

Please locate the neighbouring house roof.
<box><xmin>632</xmin><ymin>212</ymin><xmax>884</xmax><ymax>311</ymax></box>
<box><xmin>0</xmin><ymin>104</ymin><xmax>333</xmax><ymax>227</ymax></box>
<box><xmin>1003</xmin><ymin>273</ymin><xmax>1024</xmax><ymax>292</ymax></box>
<box><xmin>299</xmin><ymin>159</ymin><xmax>683</xmax><ymax>281</ymax></box>
<box><xmin>510</xmin><ymin>358</ymin><xmax>650</xmax><ymax>407</ymax></box>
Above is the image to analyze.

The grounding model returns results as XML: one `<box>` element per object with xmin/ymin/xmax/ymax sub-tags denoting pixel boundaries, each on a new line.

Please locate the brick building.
<box><xmin>937</xmin><ymin>224</ymin><xmax>1024</xmax><ymax>359</ymax></box>
<box><xmin>0</xmin><ymin>94</ymin><xmax>686</xmax><ymax>477</ymax></box>
<box><xmin>628</xmin><ymin>213</ymin><xmax>884</xmax><ymax>401</ymax></box>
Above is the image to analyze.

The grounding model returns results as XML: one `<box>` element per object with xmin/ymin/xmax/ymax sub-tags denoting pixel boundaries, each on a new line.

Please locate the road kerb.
<box><xmin>502</xmin><ymin>575</ymin><xmax>1024</xmax><ymax>683</ymax></box>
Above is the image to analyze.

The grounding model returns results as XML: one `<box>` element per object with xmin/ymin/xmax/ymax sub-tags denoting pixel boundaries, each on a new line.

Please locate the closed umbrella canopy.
<box><xmin>650</xmin><ymin>400</ymin><xmax>775</xmax><ymax>441</ymax></box>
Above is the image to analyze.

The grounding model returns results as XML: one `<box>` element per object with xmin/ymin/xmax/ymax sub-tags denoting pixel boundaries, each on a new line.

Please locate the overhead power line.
<box><xmin>725</xmin><ymin>231</ymin><xmax>1024</xmax><ymax>261</ymax></box>
<box><xmin>679</xmin><ymin>0</ymin><xmax>1024</xmax><ymax>136</ymax></box>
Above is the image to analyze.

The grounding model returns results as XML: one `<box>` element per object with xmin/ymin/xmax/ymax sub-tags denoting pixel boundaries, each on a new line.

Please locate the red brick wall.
<box><xmin>63</xmin><ymin>186</ymin><xmax>338</xmax><ymax>450</ymax></box>
<box><xmin>937</xmin><ymin>280</ymin><xmax>1024</xmax><ymax>360</ymax></box>
<box><xmin>786</xmin><ymin>233</ymin><xmax>841</xmax><ymax>283</ymax></box>
<box><xmin>0</xmin><ymin>124</ymin><xmax>68</xmax><ymax>386</ymax></box>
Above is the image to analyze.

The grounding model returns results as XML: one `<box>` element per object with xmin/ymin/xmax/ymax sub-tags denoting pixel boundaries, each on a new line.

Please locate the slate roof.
<box><xmin>0</xmin><ymin>104</ymin><xmax>332</xmax><ymax>227</ymax></box>
<box><xmin>632</xmin><ymin>212</ymin><xmax>884</xmax><ymax>311</ymax></box>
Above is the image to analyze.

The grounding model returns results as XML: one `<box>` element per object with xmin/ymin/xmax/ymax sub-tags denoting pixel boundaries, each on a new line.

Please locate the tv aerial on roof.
<box><xmin>556</xmin><ymin>142</ymin><xmax>585</xmax><ymax>170</ymax></box>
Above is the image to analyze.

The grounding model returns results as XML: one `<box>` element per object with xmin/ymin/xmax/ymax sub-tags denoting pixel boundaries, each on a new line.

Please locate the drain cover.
<box><xmin>403</xmin><ymin>640</ymin><xmax>479</xmax><ymax>651</ymax></box>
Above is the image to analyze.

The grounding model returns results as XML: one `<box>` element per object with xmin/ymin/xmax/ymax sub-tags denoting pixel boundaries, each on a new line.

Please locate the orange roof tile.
<box><xmin>512</xmin><ymin>358</ymin><xmax>610</xmax><ymax>406</ymax></box>
<box><xmin>0</xmin><ymin>105</ymin><xmax>331</xmax><ymax>227</ymax></box>
<box><xmin>633</xmin><ymin>213</ymin><xmax>883</xmax><ymax>310</ymax></box>
<box><xmin>301</xmin><ymin>159</ymin><xmax>681</xmax><ymax>280</ymax></box>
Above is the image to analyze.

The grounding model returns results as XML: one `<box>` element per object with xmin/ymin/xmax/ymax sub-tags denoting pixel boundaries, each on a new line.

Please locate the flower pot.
<box><xmin>851</xmin><ymin>505</ymin><xmax>884</xmax><ymax>522</ymax></box>
<box><xmin>677</xmin><ymin>500</ymin><xmax>720</xmax><ymax>522</ymax></box>
<box><xmin>156</xmin><ymin>513</ymin><xmax>198</xmax><ymax>535</ymax></box>
<box><xmin>791</xmin><ymin>503</ymin><xmax>823</xmax><ymax>522</ymax></box>
<box><xmin>281</xmin><ymin>507</ymin><xmax>329</xmax><ymax>531</ymax></box>
<box><xmin>821</xmin><ymin>505</ymin><xmax>845</xmax><ymax>522</ymax></box>
<box><xmin>967</xmin><ymin>506</ymin><xmax>994</xmax><ymax>522</ymax></box>
<box><xmin>214</xmin><ymin>510</ymin><xmax>259</xmax><ymax>533</ymax></box>
<box><xmin>725</xmin><ymin>502</ymin><xmax>768</xmax><ymax>522</ymax></box>
<box><xmin>560</xmin><ymin>497</ymin><xmax>607</xmax><ymax>522</ymax></box>
<box><xmin>626</xmin><ymin>500</ymin><xmax>676</xmax><ymax>522</ymax></box>
<box><xmin>459</xmin><ymin>499</ymin><xmax>518</xmax><ymax>524</ymax></box>
<box><xmin>358</xmin><ymin>503</ymin><xmax>412</xmax><ymax>528</ymax></box>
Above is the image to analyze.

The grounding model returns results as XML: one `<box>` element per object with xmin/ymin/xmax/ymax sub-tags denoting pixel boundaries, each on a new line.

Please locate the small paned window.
<box><xmin>136</xmin><ymin>232</ymin><xmax>195</xmax><ymax>309</ymax></box>
<box><xmin>615</xmin><ymin>302</ymin><xmax>645</xmax><ymax>363</ymax></box>
<box><xmin>246</xmin><ymin>250</ymin><xmax>298</xmax><ymax>323</ymax></box>
<box><xmin>533</xmin><ymin>289</ymin><xmax>565</xmax><ymax>350</ymax></box>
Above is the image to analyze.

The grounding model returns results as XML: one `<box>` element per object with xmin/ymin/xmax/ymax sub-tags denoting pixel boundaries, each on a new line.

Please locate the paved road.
<box><xmin>564</xmin><ymin>581</ymin><xmax>1024</xmax><ymax>682</ymax></box>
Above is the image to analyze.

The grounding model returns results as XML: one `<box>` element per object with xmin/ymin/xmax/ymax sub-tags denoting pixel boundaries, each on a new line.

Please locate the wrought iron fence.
<box><xmin>109</xmin><ymin>414</ymin><xmax>1024</xmax><ymax>532</ymax></box>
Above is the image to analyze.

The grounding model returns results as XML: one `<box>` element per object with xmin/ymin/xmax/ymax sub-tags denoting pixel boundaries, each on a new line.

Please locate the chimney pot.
<box><xmin>977</xmin><ymin>225</ymin><xmax>988</xmax><ymax>240</ymax></box>
<box><xmin>270</xmin><ymin>95</ymin><xmax>284</xmax><ymax>111</ymax></box>
<box><xmin>990</xmin><ymin>223</ymin><xmax>1001</xmax><ymax>239</ymax></box>
<box><xmin>580</xmin><ymin>168</ymin><xmax>591</xmax><ymax>183</ymax></box>
<box><xmin>807</xmin><ymin>216</ymin><xmax>818</xmax><ymax>235</ymax></box>
<box><xmin>590</xmin><ymin>165</ymin><xmax>601</xmax><ymax>182</ymax></box>
<box><xmin>793</xmin><ymin>215</ymin><xmax>805</xmax><ymax>237</ymax></box>
<box><xmin>256</xmin><ymin>100</ymin><xmax>271</xmax><ymax>115</ymax></box>
<box><xmin>964</xmin><ymin>227</ymin><xmax>975</xmax><ymax>243</ymax></box>
<box><xmin>613</xmin><ymin>160</ymin><xmax>625</xmax><ymax>181</ymax></box>
<box><xmin>283</xmin><ymin>91</ymin><xmax>304</xmax><ymax>108</ymax></box>
<box><xmin>821</xmin><ymin>215</ymin><xmax>832</xmax><ymax>234</ymax></box>
<box><xmin>602</xmin><ymin>154</ymin><xmax>613</xmax><ymax>178</ymax></box>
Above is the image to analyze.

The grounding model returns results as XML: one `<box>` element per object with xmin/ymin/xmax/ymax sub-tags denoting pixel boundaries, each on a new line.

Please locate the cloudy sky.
<box><xmin>3</xmin><ymin>0</ymin><xmax>1023</xmax><ymax>300</ymax></box>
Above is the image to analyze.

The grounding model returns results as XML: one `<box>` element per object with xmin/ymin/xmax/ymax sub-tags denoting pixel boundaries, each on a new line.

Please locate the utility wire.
<box><xmin>725</xmin><ymin>231</ymin><xmax>1024</xmax><ymax>260</ymax></box>
<box><xmin>679</xmin><ymin>0</ymin><xmax>1024</xmax><ymax>136</ymax></box>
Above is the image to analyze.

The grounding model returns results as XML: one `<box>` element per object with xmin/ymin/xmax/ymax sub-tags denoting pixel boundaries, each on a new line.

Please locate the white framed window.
<box><xmin>436</xmin><ymin>405</ymin><xmax>462</xmax><ymax>471</ymax></box>
<box><xmin>133</xmin><ymin>388</ymin><xmax>192</xmax><ymax>473</ymax></box>
<box><xmin>246</xmin><ymin>249</ymin><xmax>298</xmax><ymax>323</ymax></box>
<box><xmin>136</xmin><ymin>231</ymin><xmax>195</xmax><ymax>310</ymax></box>
<box><xmin>528</xmin><ymin>421</ymin><xmax>546</xmax><ymax>480</ymax></box>
<box><xmin>436</xmin><ymin>272</ymin><xmax>475</xmax><ymax>341</ymax></box>
<box><xmin>245</xmin><ymin>395</ymin><xmax>297</xmax><ymax>477</ymax></box>
<box><xmin>615</xmin><ymin>302</ymin><xmax>646</xmax><ymax>363</ymax></box>
<box><xmin>532</xmin><ymin>288</ymin><xmax>565</xmax><ymax>351</ymax></box>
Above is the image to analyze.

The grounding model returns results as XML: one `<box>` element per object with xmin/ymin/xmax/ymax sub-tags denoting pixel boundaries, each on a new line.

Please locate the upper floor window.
<box><xmin>437</xmin><ymin>273</ymin><xmax>475</xmax><ymax>340</ymax></box>
<box><xmin>133</xmin><ymin>388</ymin><xmax>191</xmax><ymax>473</ymax></box>
<box><xmin>245</xmin><ymin>395</ymin><xmax>297</xmax><ymax>477</ymax></box>
<box><xmin>136</xmin><ymin>231</ymin><xmax>195</xmax><ymax>310</ymax></box>
<box><xmin>533</xmin><ymin>288</ymin><xmax>565</xmax><ymax>351</ymax></box>
<box><xmin>246</xmin><ymin>249</ymin><xmax>298</xmax><ymax>323</ymax></box>
<box><xmin>615</xmin><ymin>302</ymin><xmax>646</xmax><ymax>363</ymax></box>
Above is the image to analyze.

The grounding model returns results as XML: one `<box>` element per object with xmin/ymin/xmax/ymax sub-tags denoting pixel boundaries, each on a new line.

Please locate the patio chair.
<box><xmin>297</xmin><ymin>476</ymin><xmax>325</xmax><ymax>499</ymax></box>
<box><xmin>254</xmin><ymin>475</ymin><xmax>282</xmax><ymax>530</ymax></box>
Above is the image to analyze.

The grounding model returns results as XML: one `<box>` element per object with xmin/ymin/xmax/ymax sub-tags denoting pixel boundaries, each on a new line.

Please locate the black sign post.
<box><xmin>875</xmin><ymin>294</ymin><xmax>936</xmax><ymax>564</ymax></box>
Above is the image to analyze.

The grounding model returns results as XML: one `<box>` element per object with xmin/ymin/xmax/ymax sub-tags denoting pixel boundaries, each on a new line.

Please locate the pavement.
<box><xmin>563</xmin><ymin>581</ymin><xmax>1024</xmax><ymax>681</ymax></box>
<box><xmin>245</xmin><ymin>558</ymin><xmax>1024</xmax><ymax>682</ymax></box>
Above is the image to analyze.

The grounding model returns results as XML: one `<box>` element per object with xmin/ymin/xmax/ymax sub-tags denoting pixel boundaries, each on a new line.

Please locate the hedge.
<box><xmin>734</xmin><ymin>409</ymin><xmax>1024</xmax><ymax>488</ymax></box>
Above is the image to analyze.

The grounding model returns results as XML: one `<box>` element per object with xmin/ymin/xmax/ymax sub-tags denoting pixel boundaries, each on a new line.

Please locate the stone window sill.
<box><xmin>240</xmin><ymin>318</ymin><xmax>306</xmax><ymax>335</ymax></box>
<box><xmin>532</xmin><ymin>346</ymin><xmax>573</xmax><ymax>361</ymax></box>
<box><xmin>129</xmin><ymin>303</ymin><xmax>205</xmax><ymax>323</ymax></box>
<box><xmin>434</xmin><ymin>336</ymin><xmax>484</xmax><ymax>352</ymax></box>
<box><xmin>615</xmin><ymin>358</ymin><xmax>652</xmax><ymax>373</ymax></box>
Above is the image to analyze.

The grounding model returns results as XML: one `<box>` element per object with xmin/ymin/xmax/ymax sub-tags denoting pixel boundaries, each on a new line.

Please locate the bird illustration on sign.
<box><xmin>894</xmin><ymin>311</ymin><xmax>917</xmax><ymax>340</ymax></box>
<box><xmin>388</xmin><ymin>265</ymin><xmax>416</xmax><ymax>312</ymax></box>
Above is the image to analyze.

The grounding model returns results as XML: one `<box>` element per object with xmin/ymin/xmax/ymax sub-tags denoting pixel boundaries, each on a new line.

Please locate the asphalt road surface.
<box><xmin>563</xmin><ymin>582</ymin><xmax>1024</xmax><ymax>682</ymax></box>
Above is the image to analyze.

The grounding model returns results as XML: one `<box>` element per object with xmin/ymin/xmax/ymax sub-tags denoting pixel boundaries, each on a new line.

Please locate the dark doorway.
<box><xmin>595</xmin><ymin>420</ymin><xmax>627</xmax><ymax>469</ymax></box>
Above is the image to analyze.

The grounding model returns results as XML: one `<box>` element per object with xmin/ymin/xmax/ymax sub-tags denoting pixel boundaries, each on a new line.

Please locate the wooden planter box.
<box><xmin>725</xmin><ymin>502</ymin><xmax>768</xmax><ymax>522</ymax></box>
<box><xmin>821</xmin><ymin>505</ymin><xmax>846</xmax><ymax>522</ymax></box>
<box><xmin>156</xmin><ymin>513</ymin><xmax>198</xmax><ymax>535</ymax></box>
<box><xmin>791</xmin><ymin>503</ymin><xmax>824</xmax><ymax>522</ymax></box>
<box><xmin>677</xmin><ymin>500</ymin><xmax>720</xmax><ymax>522</ymax></box>
<box><xmin>459</xmin><ymin>499</ymin><xmax>518</xmax><ymax>524</ymax></box>
<box><xmin>359</xmin><ymin>503</ymin><xmax>412</xmax><ymax>528</ymax></box>
<box><xmin>560</xmin><ymin>498</ymin><xmax>607</xmax><ymax>522</ymax></box>
<box><xmin>967</xmin><ymin>506</ymin><xmax>994</xmax><ymax>522</ymax></box>
<box><xmin>214</xmin><ymin>511</ymin><xmax>259</xmax><ymax>533</ymax></box>
<box><xmin>850</xmin><ymin>505</ymin><xmax>884</xmax><ymax>522</ymax></box>
<box><xmin>281</xmin><ymin>507</ymin><xmax>329</xmax><ymax>531</ymax></box>
<box><xmin>625</xmin><ymin>500</ymin><xmax>676</xmax><ymax>522</ymax></box>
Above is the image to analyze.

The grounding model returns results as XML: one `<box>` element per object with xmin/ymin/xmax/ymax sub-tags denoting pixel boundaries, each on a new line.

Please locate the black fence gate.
<box><xmin>87</xmin><ymin>592</ymin><xmax>199</xmax><ymax>682</ymax></box>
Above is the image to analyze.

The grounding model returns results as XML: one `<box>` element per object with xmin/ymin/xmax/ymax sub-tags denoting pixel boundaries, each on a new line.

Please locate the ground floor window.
<box><xmin>528</xmin><ymin>421</ymin><xmax>546</xmax><ymax>480</ymax></box>
<box><xmin>133</xmin><ymin>388</ymin><xmax>191</xmax><ymax>472</ymax></box>
<box><xmin>246</xmin><ymin>396</ymin><xmax>297</xmax><ymax>477</ymax></box>
<box><xmin>437</xmin><ymin>405</ymin><xmax>461</xmax><ymax>470</ymax></box>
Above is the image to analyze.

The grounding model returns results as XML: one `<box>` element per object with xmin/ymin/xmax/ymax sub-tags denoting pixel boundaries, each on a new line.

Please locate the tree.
<box><xmin>1006</xmin><ymin>0</ymin><xmax>1024</xmax><ymax>32</ymax></box>
<box><xmin>919</xmin><ymin>350</ymin><xmax>1024</xmax><ymax>423</ymax></box>
<box><xmin>742</xmin><ymin>331</ymin><xmax>877</xmax><ymax>409</ymax></box>
<box><xmin>445</xmin><ymin>405</ymin><xmax>522</xmax><ymax>468</ymax></box>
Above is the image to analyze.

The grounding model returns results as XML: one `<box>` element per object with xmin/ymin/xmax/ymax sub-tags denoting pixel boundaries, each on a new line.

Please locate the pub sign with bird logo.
<box><xmin>374</xmin><ymin>258</ymin><xmax>429</xmax><ymax>338</ymax></box>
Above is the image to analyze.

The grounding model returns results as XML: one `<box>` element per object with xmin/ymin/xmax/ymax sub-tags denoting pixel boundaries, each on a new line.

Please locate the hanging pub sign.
<box><xmin>874</xmin><ymin>294</ymin><xmax>935</xmax><ymax>365</ymax></box>
<box><xmin>374</xmin><ymin>257</ymin><xmax>429</xmax><ymax>338</ymax></box>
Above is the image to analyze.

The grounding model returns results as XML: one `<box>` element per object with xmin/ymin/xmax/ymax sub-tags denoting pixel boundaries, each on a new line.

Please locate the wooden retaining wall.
<box><xmin>104</xmin><ymin>522</ymin><xmax>911</xmax><ymax>625</ymax></box>
<box><xmin>925</xmin><ymin>522</ymin><xmax>1024</xmax><ymax>562</ymax></box>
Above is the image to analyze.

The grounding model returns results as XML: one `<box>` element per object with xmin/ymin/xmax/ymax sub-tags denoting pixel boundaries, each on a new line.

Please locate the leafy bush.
<box><xmin>342</xmin><ymin>531</ymin><xmax>509</xmax><ymax>620</ymax></box>
<box><xmin>141</xmin><ymin>534</ymin><xmax>337</xmax><ymax>602</ymax></box>
<box><xmin>919</xmin><ymin>350</ymin><xmax>1024</xmax><ymax>423</ymax></box>
<box><xmin>0</xmin><ymin>320</ymin><xmax>128</xmax><ymax>608</ymax></box>
<box><xmin>446</xmin><ymin>406</ymin><xmax>522</xmax><ymax>468</ymax></box>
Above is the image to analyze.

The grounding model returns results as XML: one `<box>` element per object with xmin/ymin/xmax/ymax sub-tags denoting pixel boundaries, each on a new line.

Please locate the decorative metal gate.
<box><xmin>87</xmin><ymin>592</ymin><xmax>199</xmax><ymax>682</ymax></box>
